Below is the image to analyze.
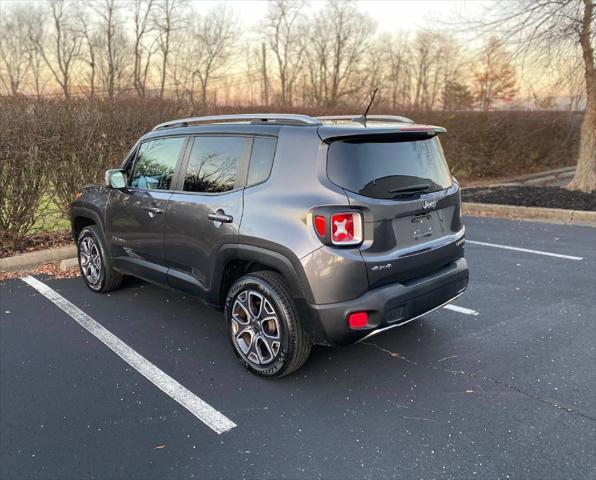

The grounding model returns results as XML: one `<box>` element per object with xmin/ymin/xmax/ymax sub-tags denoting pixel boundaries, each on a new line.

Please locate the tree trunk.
<box><xmin>567</xmin><ymin>0</ymin><xmax>596</xmax><ymax>192</ymax></box>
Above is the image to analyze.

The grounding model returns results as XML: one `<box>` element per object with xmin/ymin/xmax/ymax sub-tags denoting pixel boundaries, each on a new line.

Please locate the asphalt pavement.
<box><xmin>1</xmin><ymin>217</ymin><xmax>595</xmax><ymax>480</ymax></box>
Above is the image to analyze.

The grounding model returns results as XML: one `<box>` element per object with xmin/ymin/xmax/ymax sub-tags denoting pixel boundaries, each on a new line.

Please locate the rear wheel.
<box><xmin>225</xmin><ymin>271</ymin><xmax>312</xmax><ymax>377</ymax></box>
<box><xmin>77</xmin><ymin>225</ymin><xmax>123</xmax><ymax>293</ymax></box>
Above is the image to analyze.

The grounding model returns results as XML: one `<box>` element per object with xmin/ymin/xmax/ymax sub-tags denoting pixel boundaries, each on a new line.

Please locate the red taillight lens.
<box><xmin>331</xmin><ymin>212</ymin><xmax>362</xmax><ymax>245</ymax></box>
<box><xmin>314</xmin><ymin>215</ymin><xmax>326</xmax><ymax>236</ymax></box>
<box><xmin>348</xmin><ymin>311</ymin><xmax>368</xmax><ymax>329</ymax></box>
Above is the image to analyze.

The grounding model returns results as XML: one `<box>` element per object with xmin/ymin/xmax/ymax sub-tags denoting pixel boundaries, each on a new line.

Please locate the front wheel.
<box><xmin>77</xmin><ymin>225</ymin><xmax>123</xmax><ymax>293</ymax></box>
<box><xmin>225</xmin><ymin>271</ymin><xmax>312</xmax><ymax>377</ymax></box>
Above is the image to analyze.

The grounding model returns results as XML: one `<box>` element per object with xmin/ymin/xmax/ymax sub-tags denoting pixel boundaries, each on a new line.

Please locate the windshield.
<box><xmin>327</xmin><ymin>137</ymin><xmax>453</xmax><ymax>199</ymax></box>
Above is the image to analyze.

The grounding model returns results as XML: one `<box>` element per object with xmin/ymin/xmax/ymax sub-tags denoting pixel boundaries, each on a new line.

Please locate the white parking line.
<box><xmin>443</xmin><ymin>304</ymin><xmax>479</xmax><ymax>316</ymax></box>
<box><xmin>466</xmin><ymin>240</ymin><xmax>583</xmax><ymax>261</ymax></box>
<box><xmin>21</xmin><ymin>275</ymin><xmax>237</xmax><ymax>435</ymax></box>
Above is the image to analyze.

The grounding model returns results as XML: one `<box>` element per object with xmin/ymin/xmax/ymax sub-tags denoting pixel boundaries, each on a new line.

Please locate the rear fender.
<box><xmin>211</xmin><ymin>244</ymin><xmax>314</xmax><ymax>305</ymax></box>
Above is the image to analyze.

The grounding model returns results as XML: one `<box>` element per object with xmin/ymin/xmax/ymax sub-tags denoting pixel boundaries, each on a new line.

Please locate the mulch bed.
<box><xmin>0</xmin><ymin>230</ymin><xmax>73</xmax><ymax>258</ymax></box>
<box><xmin>462</xmin><ymin>186</ymin><xmax>596</xmax><ymax>211</ymax></box>
<box><xmin>0</xmin><ymin>262</ymin><xmax>80</xmax><ymax>282</ymax></box>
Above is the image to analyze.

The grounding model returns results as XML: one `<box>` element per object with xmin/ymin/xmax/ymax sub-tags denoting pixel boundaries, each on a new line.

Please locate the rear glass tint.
<box><xmin>327</xmin><ymin>137</ymin><xmax>452</xmax><ymax>199</ymax></box>
<box><xmin>183</xmin><ymin>136</ymin><xmax>247</xmax><ymax>193</ymax></box>
<box><xmin>247</xmin><ymin>137</ymin><xmax>276</xmax><ymax>186</ymax></box>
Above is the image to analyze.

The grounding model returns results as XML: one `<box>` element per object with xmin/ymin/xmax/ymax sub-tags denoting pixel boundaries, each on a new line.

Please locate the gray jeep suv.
<box><xmin>70</xmin><ymin>113</ymin><xmax>468</xmax><ymax>377</ymax></box>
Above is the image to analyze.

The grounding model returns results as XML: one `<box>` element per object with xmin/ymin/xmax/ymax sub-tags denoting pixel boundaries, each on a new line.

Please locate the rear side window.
<box><xmin>247</xmin><ymin>137</ymin><xmax>276</xmax><ymax>186</ymax></box>
<box><xmin>327</xmin><ymin>137</ymin><xmax>452</xmax><ymax>199</ymax></box>
<box><xmin>183</xmin><ymin>136</ymin><xmax>247</xmax><ymax>193</ymax></box>
<box><xmin>130</xmin><ymin>137</ymin><xmax>186</xmax><ymax>190</ymax></box>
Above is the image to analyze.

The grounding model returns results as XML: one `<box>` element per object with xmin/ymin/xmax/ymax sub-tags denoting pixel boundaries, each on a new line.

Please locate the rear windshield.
<box><xmin>327</xmin><ymin>137</ymin><xmax>452</xmax><ymax>199</ymax></box>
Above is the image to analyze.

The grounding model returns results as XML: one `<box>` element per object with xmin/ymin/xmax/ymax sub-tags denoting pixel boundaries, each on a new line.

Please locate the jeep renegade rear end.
<box><xmin>71</xmin><ymin>114</ymin><xmax>468</xmax><ymax>377</ymax></box>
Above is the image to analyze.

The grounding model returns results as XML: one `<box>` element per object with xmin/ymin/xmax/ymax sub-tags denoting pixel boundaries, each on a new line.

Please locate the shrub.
<box><xmin>0</xmin><ymin>96</ymin><xmax>581</xmax><ymax>252</ymax></box>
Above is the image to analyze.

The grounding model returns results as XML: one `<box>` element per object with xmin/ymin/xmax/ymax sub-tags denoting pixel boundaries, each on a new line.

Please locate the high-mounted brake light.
<box><xmin>331</xmin><ymin>212</ymin><xmax>362</xmax><ymax>245</ymax></box>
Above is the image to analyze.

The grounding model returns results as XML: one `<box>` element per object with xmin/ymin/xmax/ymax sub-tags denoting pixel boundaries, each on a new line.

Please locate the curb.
<box><xmin>0</xmin><ymin>245</ymin><xmax>76</xmax><ymax>273</ymax></box>
<box><xmin>463</xmin><ymin>202</ymin><xmax>596</xmax><ymax>225</ymax></box>
<box><xmin>60</xmin><ymin>257</ymin><xmax>79</xmax><ymax>271</ymax></box>
<box><xmin>462</xmin><ymin>166</ymin><xmax>576</xmax><ymax>189</ymax></box>
<box><xmin>505</xmin><ymin>166</ymin><xmax>575</xmax><ymax>184</ymax></box>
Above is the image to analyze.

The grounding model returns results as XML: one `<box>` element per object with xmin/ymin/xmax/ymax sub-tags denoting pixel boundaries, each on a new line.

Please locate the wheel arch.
<box><xmin>213</xmin><ymin>244</ymin><xmax>315</xmax><ymax>307</ymax></box>
<box><xmin>71</xmin><ymin>206</ymin><xmax>105</xmax><ymax>239</ymax></box>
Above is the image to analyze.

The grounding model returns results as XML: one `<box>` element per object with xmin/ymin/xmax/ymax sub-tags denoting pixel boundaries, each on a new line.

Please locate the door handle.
<box><xmin>143</xmin><ymin>206</ymin><xmax>164</xmax><ymax>217</ymax></box>
<box><xmin>208</xmin><ymin>212</ymin><xmax>233</xmax><ymax>223</ymax></box>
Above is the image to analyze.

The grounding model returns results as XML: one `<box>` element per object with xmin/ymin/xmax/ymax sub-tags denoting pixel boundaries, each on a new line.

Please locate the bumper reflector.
<box><xmin>348</xmin><ymin>311</ymin><xmax>368</xmax><ymax>329</ymax></box>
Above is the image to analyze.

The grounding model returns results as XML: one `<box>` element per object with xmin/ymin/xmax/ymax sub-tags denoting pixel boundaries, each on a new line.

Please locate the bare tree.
<box><xmin>263</xmin><ymin>0</ymin><xmax>307</xmax><ymax>106</ymax></box>
<box><xmin>31</xmin><ymin>0</ymin><xmax>82</xmax><ymax>98</ymax></box>
<box><xmin>23</xmin><ymin>7</ymin><xmax>47</xmax><ymax>98</ymax></box>
<box><xmin>92</xmin><ymin>0</ymin><xmax>130</xmax><ymax>98</ymax></box>
<box><xmin>384</xmin><ymin>33</ymin><xmax>413</xmax><ymax>109</ymax></box>
<box><xmin>305</xmin><ymin>0</ymin><xmax>375</xmax><ymax>108</ymax></box>
<box><xmin>77</xmin><ymin>6</ymin><xmax>99</xmax><ymax>98</ymax></box>
<box><xmin>467</xmin><ymin>0</ymin><xmax>595</xmax><ymax>191</ymax></box>
<box><xmin>193</xmin><ymin>7</ymin><xmax>237</xmax><ymax>106</ymax></box>
<box><xmin>473</xmin><ymin>37</ymin><xmax>517</xmax><ymax>111</ymax></box>
<box><xmin>0</xmin><ymin>4</ymin><xmax>31</xmax><ymax>95</ymax></box>
<box><xmin>155</xmin><ymin>0</ymin><xmax>184</xmax><ymax>100</ymax></box>
<box><xmin>132</xmin><ymin>0</ymin><xmax>157</xmax><ymax>97</ymax></box>
<box><xmin>172</xmin><ymin>6</ymin><xmax>236</xmax><ymax>106</ymax></box>
<box><xmin>412</xmin><ymin>31</ymin><xmax>446</xmax><ymax>110</ymax></box>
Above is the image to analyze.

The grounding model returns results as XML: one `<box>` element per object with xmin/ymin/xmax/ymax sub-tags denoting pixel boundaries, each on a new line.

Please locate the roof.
<box><xmin>143</xmin><ymin>113</ymin><xmax>446</xmax><ymax>142</ymax></box>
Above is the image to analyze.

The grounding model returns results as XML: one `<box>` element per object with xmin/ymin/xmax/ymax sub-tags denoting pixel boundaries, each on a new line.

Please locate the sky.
<box><xmin>2</xmin><ymin>0</ymin><xmax>486</xmax><ymax>31</ymax></box>
<box><xmin>197</xmin><ymin>0</ymin><xmax>487</xmax><ymax>33</ymax></box>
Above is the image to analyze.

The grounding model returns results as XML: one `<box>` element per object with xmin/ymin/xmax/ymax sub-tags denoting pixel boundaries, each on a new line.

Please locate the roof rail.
<box><xmin>152</xmin><ymin>113</ymin><xmax>321</xmax><ymax>131</ymax></box>
<box><xmin>318</xmin><ymin>115</ymin><xmax>415</xmax><ymax>124</ymax></box>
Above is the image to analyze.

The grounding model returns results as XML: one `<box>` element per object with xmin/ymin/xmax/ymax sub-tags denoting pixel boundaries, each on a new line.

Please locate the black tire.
<box><xmin>224</xmin><ymin>271</ymin><xmax>312</xmax><ymax>377</ymax></box>
<box><xmin>77</xmin><ymin>225</ymin><xmax>123</xmax><ymax>293</ymax></box>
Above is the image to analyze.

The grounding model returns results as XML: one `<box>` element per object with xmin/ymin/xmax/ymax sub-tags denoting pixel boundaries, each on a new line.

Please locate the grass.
<box><xmin>31</xmin><ymin>193</ymin><xmax>70</xmax><ymax>234</ymax></box>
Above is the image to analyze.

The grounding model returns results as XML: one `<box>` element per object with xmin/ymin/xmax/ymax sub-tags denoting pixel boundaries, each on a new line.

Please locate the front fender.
<box><xmin>70</xmin><ymin>186</ymin><xmax>109</xmax><ymax>239</ymax></box>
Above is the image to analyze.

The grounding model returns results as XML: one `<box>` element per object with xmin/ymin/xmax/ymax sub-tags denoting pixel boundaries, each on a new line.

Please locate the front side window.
<box><xmin>130</xmin><ymin>137</ymin><xmax>186</xmax><ymax>190</ymax></box>
<box><xmin>183</xmin><ymin>136</ymin><xmax>246</xmax><ymax>193</ymax></box>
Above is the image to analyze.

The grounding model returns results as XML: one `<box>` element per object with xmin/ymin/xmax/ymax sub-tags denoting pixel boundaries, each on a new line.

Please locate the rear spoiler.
<box><xmin>317</xmin><ymin>125</ymin><xmax>446</xmax><ymax>144</ymax></box>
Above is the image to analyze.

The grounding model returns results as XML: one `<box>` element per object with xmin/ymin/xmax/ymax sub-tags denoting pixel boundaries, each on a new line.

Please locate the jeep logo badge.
<box><xmin>423</xmin><ymin>200</ymin><xmax>437</xmax><ymax>210</ymax></box>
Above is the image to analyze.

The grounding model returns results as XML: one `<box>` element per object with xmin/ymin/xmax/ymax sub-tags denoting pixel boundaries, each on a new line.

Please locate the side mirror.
<box><xmin>105</xmin><ymin>169</ymin><xmax>127</xmax><ymax>189</ymax></box>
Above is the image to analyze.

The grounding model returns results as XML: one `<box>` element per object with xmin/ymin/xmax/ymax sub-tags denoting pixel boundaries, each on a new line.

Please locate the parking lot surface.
<box><xmin>1</xmin><ymin>217</ymin><xmax>595</xmax><ymax>479</ymax></box>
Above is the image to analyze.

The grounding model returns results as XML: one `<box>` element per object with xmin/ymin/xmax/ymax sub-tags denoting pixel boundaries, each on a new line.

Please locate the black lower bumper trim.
<box><xmin>304</xmin><ymin>257</ymin><xmax>469</xmax><ymax>345</ymax></box>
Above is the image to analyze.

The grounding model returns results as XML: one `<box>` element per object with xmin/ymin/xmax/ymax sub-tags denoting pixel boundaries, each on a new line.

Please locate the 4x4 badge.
<box><xmin>423</xmin><ymin>200</ymin><xmax>437</xmax><ymax>210</ymax></box>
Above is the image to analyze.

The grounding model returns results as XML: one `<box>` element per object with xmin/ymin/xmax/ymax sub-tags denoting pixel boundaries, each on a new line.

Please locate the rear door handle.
<box><xmin>143</xmin><ymin>206</ymin><xmax>164</xmax><ymax>218</ymax></box>
<box><xmin>208</xmin><ymin>212</ymin><xmax>233</xmax><ymax>223</ymax></box>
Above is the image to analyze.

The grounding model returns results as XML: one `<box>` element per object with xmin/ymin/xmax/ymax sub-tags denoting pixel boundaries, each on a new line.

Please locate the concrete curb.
<box><xmin>0</xmin><ymin>245</ymin><xmax>76</xmax><ymax>273</ymax></box>
<box><xmin>462</xmin><ymin>166</ymin><xmax>576</xmax><ymax>189</ymax></box>
<box><xmin>463</xmin><ymin>202</ymin><xmax>596</xmax><ymax>226</ymax></box>
<box><xmin>60</xmin><ymin>257</ymin><xmax>79</xmax><ymax>271</ymax></box>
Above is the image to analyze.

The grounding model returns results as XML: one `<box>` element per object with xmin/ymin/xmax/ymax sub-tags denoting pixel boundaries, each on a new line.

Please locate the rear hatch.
<box><xmin>324</xmin><ymin>128</ymin><xmax>464</xmax><ymax>288</ymax></box>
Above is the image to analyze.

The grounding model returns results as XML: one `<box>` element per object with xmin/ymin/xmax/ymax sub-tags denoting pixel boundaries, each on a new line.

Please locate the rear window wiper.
<box><xmin>389</xmin><ymin>184</ymin><xmax>431</xmax><ymax>197</ymax></box>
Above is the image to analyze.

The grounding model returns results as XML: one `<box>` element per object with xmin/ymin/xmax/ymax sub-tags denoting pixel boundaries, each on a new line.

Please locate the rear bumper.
<box><xmin>303</xmin><ymin>257</ymin><xmax>469</xmax><ymax>345</ymax></box>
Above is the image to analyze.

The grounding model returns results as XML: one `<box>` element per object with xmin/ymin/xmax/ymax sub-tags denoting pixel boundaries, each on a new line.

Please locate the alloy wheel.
<box><xmin>79</xmin><ymin>236</ymin><xmax>102</xmax><ymax>286</ymax></box>
<box><xmin>230</xmin><ymin>289</ymin><xmax>281</xmax><ymax>366</ymax></box>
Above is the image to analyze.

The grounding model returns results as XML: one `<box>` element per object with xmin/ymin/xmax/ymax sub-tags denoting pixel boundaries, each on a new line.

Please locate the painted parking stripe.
<box><xmin>443</xmin><ymin>304</ymin><xmax>479</xmax><ymax>316</ymax></box>
<box><xmin>21</xmin><ymin>276</ymin><xmax>236</xmax><ymax>435</ymax></box>
<box><xmin>466</xmin><ymin>240</ymin><xmax>583</xmax><ymax>261</ymax></box>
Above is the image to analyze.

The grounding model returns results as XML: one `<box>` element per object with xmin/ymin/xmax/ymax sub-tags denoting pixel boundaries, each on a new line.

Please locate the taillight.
<box><xmin>314</xmin><ymin>215</ymin><xmax>326</xmax><ymax>236</ymax></box>
<box><xmin>331</xmin><ymin>212</ymin><xmax>362</xmax><ymax>246</ymax></box>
